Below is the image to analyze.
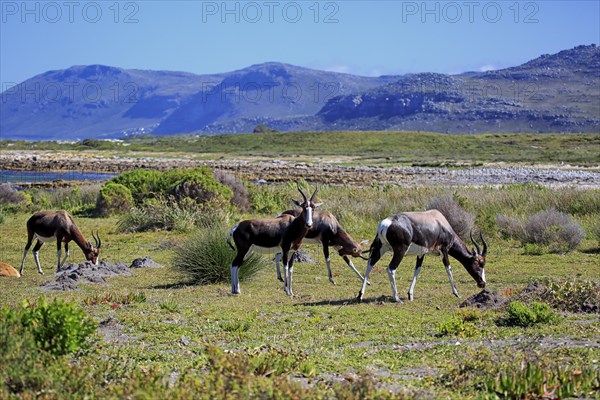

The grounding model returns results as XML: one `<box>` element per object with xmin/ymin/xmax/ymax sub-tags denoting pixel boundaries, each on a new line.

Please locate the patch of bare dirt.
<box><xmin>459</xmin><ymin>289</ymin><xmax>508</xmax><ymax>310</ymax></box>
<box><xmin>41</xmin><ymin>256</ymin><xmax>163</xmax><ymax>291</ymax></box>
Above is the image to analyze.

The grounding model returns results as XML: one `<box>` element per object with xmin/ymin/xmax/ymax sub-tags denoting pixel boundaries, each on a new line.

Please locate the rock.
<box><xmin>0</xmin><ymin>262</ymin><xmax>20</xmax><ymax>278</ymax></box>
<box><xmin>130</xmin><ymin>256</ymin><xmax>163</xmax><ymax>269</ymax></box>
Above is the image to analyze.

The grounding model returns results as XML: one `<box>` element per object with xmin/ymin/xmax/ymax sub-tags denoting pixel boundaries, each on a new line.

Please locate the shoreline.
<box><xmin>1</xmin><ymin>151</ymin><xmax>599</xmax><ymax>188</ymax></box>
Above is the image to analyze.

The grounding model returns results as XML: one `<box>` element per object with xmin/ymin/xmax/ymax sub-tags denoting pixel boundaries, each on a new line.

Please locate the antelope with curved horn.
<box><xmin>357</xmin><ymin>209</ymin><xmax>487</xmax><ymax>303</ymax></box>
<box><xmin>227</xmin><ymin>183</ymin><xmax>319</xmax><ymax>296</ymax></box>
<box><xmin>20</xmin><ymin>210</ymin><xmax>101</xmax><ymax>275</ymax></box>
<box><xmin>278</xmin><ymin>208</ymin><xmax>369</xmax><ymax>285</ymax></box>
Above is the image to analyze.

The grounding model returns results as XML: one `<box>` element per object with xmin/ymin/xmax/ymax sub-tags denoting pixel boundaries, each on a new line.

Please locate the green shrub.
<box><xmin>96</xmin><ymin>182</ymin><xmax>133</xmax><ymax>216</ymax></box>
<box><xmin>249</xmin><ymin>184</ymin><xmax>292</xmax><ymax>214</ymax></box>
<box><xmin>1</xmin><ymin>297</ymin><xmax>96</xmax><ymax>357</ymax></box>
<box><xmin>500</xmin><ymin>301</ymin><xmax>558</xmax><ymax>327</ymax></box>
<box><xmin>172</xmin><ymin>226</ymin><xmax>268</xmax><ymax>285</ymax></box>
<box><xmin>109</xmin><ymin>168</ymin><xmax>161</xmax><ymax>202</ymax></box>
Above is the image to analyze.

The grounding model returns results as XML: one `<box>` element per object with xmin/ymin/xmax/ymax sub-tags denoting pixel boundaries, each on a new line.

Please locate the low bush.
<box><xmin>497</xmin><ymin>209</ymin><xmax>585</xmax><ymax>253</ymax></box>
<box><xmin>96</xmin><ymin>182</ymin><xmax>133</xmax><ymax>216</ymax></box>
<box><xmin>214</xmin><ymin>170</ymin><xmax>250</xmax><ymax>211</ymax></box>
<box><xmin>0</xmin><ymin>184</ymin><xmax>24</xmax><ymax>205</ymax></box>
<box><xmin>499</xmin><ymin>301</ymin><xmax>558</xmax><ymax>327</ymax></box>
<box><xmin>172</xmin><ymin>226</ymin><xmax>268</xmax><ymax>285</ymax></box>
<box><xmin>1</xmin><ymin>297</ymin><xmax>97</xmax><ymax>357</ymax></box>
<box><xmin>116</xmin><ymin>196</ymin><xmax>230</xmax><ymax>233</ymax></box>
<box><xmin>427</xmin><ymin>195</ymin><xmax>474</xmax><ymax>239</ymax></box>
<box><xmin>518</xmin><ymin>279</ymin><xmax>600</xmax><ymax>314</ymax></box>
<box><xmin>109</xmin><ymin>167</ymin><xmax>232</xmax><ymax>206</ymax></box>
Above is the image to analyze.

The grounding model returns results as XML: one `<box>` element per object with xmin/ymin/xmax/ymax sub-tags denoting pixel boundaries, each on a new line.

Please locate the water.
<box><xmin>0</xmin><ymin>169</ymin><xmax>116</xmax><ymax>184</ymax></box>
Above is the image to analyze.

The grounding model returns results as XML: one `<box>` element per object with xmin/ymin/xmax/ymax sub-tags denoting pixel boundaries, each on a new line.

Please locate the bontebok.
<box><xmin>357</xmin><ymin>209</ymin><xmax>487</xmax><ymax>303</ymax></box>
<box><xmin>20</xmin><ymin>210</ymin><xmax>101</xmax><ymax>275</ymax></box>
<box><xmin>228</xmin><ymin>183</ymin><xmax>319</xmax><ymax>296</ymax></box>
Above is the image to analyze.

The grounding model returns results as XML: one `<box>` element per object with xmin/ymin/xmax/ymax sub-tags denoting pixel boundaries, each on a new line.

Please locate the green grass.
<box><xmin>2</xmin><ymin>131</ymin><xmax>599</xmax><ymax>165</ymax></box>
<box><xmin>1</xmin><ymin>184</ymin><xmax>599</xmax><ymax>398</ymax></box>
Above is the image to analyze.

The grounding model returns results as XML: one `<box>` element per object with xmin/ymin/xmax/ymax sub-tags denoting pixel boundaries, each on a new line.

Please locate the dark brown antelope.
<box><xmin>357</xmin><ymin>209</ymin><xmax>487</xmax><ymax>303</ymax></box>
<box><xmin>227</xmin><ymin>183</ymin><xmax>319</xmax><ymax>296</ymax></box>
<box><xmin>278</xmin><ymin>209</ymin><xmax>369</xmax><ymax>285</ymax></box>
<box><xmin>20</xmin><ymin>211</ymin><xmax>101</xmax><ymax>275</ymax></box>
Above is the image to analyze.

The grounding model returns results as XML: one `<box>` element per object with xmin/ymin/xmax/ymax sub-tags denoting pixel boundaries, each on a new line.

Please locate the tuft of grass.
<box><xmin>172</xmin><ymin>226</ymin><xmax>268</xmax><ymax>285</ymax></box>
<box><xmin>159</xmin><ymin>298</ymin><xmax>180</xmax><ymax>313</ymax></box>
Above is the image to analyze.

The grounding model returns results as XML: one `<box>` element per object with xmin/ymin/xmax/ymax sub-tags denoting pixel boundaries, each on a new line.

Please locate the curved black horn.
<box><xmin>92</xmin><ymin>230</ymin><xmax>101</xmax><ymax>248</ymax></box>
<box><xmin>480</xmin><ymin>232</ymin><xmax>487</xmax><ymax>257</ymax></box>
<box><xmin>296</xmin><ymin>182</ymin><xmax>308</xmax><ymax>203</ymax></box>
<box><xmin>309</xmin><ymin>183</ymin><xmax>319</xmax><ymax>202</ymax></box>
<box><xmin>470</xmin><ymin>230</ymin><xmax>482</xmax><ymax>255</ymax></box>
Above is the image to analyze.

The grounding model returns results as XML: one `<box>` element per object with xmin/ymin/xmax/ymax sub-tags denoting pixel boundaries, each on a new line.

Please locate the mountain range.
<box><xmin>1</xmin><ymin>45</ymin><xmax>598</xmax><ymax>140</ymax></box>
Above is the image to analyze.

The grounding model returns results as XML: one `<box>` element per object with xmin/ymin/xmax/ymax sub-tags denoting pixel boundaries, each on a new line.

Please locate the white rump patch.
<box><xmin>377</xmin><ymin>218</ymin><xmax>393</xmax><ymax>250</ymax></box>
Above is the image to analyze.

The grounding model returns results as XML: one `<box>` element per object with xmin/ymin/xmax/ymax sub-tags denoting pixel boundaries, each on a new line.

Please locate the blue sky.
<box><xmin>1</xmin><ymin>0</ymin><xmax>599</xmax><ymax>85</ymax></box>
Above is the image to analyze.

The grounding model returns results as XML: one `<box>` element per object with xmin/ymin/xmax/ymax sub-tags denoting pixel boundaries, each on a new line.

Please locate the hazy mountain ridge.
<box><xmin>1</xmin><ymin>45</ymin><xmax>598</xmax><ymax>139</ymax></box>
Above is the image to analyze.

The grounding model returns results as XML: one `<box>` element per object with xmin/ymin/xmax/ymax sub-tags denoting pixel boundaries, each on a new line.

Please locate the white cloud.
<box><xmin>324</xmin><ymin>64</ymin><xmax>352</xmax><ymax>74</ymax></box>
<box><xmin>479</xmin><ymin>64</ymin><xmax>497</xmax><ymax>72</ymax></box>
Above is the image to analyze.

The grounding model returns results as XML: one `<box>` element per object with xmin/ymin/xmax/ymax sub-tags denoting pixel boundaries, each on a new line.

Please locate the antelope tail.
<box><xmin>227</xmin><ymin>225</ymin><xmax>238</xmax><ymax>251</ymax></box>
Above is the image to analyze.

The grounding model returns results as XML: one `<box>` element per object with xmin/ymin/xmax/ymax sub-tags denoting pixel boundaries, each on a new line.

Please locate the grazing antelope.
<box><xmin>20</xmin><ymin>211</ymin><xmax>101</xmax><ymax>275</ymax></box>
<box><xmin>227</xmin><ymin>183</ymin><xmax>319</xmax><ymax>296</ymax></box>
<box><xmin>278</xmin><ymin>209</ymin><xmax>369</xmax><ymax>285</ymax></box>
<box><xmin>357</xmin><ymin>209</ymin><xmax>487</xmax><ymax>303</ymax></box>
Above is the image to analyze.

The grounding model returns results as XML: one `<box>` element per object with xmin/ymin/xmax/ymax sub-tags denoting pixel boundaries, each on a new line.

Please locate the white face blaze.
<box><xmin>305</xmin><ymin>205</ymin><xmax>313</xmax><ymax>228</ymax></box>
<box><xmin>481</xmin><ymin>268</ymin><xmax>486</xmax><ymax>285</ymax></box>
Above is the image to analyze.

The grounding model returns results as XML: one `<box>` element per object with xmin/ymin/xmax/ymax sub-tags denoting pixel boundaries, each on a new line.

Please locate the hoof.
<box><xmin>329</xmin><ymin>279</ymin><xmax>337</xmax><ymax>285</ymax></box>
<box><xmin>356</xmin><ymin>293</ymin><xmax>363</xmax><ymax>303</ymax></box>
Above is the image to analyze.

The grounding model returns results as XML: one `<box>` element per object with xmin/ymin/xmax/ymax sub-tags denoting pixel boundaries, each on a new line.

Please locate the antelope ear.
<box><xmin>87</xmin><ymin>240</ymin><xmax>93</xmax><ymax>250</ymax></box>
<box><xmin>292</xmin><ymin>199</ymin><xmax>302</xmax><ymax>207</ymax></box>
<box><xmin>313</xmin><ymin>202</ymin><xmax>323</xmax><ymax>209</ymax></box>
<box><xmin>472</xmin><ymin>247</ymin><xmax>479</xmax><ymax>257</ymax></box>
<box><xmin>359</xmin><ymin>239</ymin><xmax>369</xmax><ymax>246</ymax></box>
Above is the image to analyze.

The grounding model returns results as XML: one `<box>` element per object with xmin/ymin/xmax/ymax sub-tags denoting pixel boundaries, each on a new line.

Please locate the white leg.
<box><xmin>357</xmin><ymin>262</ymin><xmax>374</xmax><ymax>302</ymax></box>
<box><xmin>284</xmin><ymin>263</ymin><xmax>294</xmax><ymax>296</ymax></box>
<box><xmin>33</xmin><ymin>251</ymin><xmax>44</xmax><ymax>275</ymax></box>
<box><xmin>275</xmin><ymin>253</ymin><xmax>283</xmax><ymax>282</ymax></box>
<box><xmin>230</xmin><ymin>265</ymin><xmax>240</xmax><ymax>295</ymax></box>
<box><xmin>408</xmin><ymin>265</ymin><xmax>422</xmax><ymax>301</ymax></box>
<box><xmin>20</xmin><ymin>249</ymin><xmax>28</xmax><ymax>275</ymax></box>
<box><xmin>445</xmin><ymin>265</ymin><xmax>460</xmax><ymax>298</ymax></box>
<box><xmin>387</xmin><ymin>267</ymin><xmax>401</xmax><ymax>303</ymax></box>
<box><xmin>326</xmin><ymin>257</ymin><xmax>336</xmax><ymax>285</ymax></box>
<box><xmin>59</xmin><ymin>249</ymin><xmax>69</xmax><ymax>267</ymax></box>
<box><xmin>346</xmin><ymin>258</ymin><xmax>370</xmax><ymax>285</ymax></box>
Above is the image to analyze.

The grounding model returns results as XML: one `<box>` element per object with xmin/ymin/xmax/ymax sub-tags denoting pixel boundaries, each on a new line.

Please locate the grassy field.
<box><xmin>1</xmin><ymin>181</ymin><xmax>599</xmax><ymax>398</ymax></box>
<box><xmin>2</xmin><ymin>131</ymin><xmax>599</xmax><ymax>166</ymax></box>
